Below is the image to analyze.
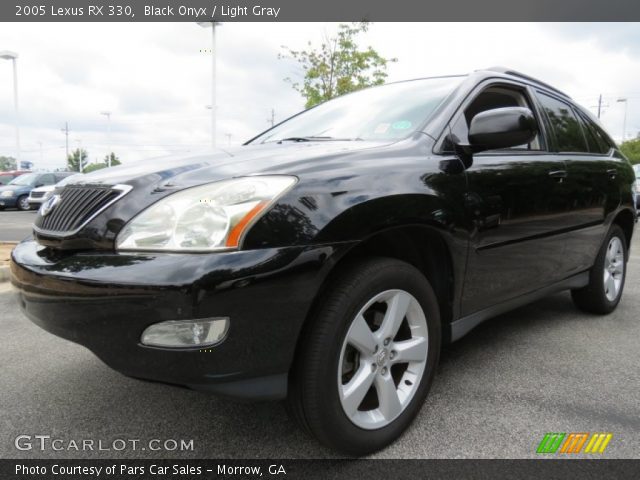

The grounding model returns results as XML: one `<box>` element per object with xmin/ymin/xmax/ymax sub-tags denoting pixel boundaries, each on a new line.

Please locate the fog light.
<box><xmin>141</xmin><ymin>318</ymin><xmax>229</xmax><ymax>348</ymax></box>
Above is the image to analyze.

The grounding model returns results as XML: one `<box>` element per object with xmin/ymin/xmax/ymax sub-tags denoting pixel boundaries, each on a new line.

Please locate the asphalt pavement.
<box><xmin>0</xmin><ymin>210</ymin><xmax>36</xmax><ymax>242</ymax></box>
<box><xmin>0</xmin><ymin>236</ymin><xmax>638</xmax><ymax>459</ymax></box>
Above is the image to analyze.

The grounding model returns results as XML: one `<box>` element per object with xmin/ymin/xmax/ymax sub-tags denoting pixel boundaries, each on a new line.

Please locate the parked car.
<box><xmin>11</xmin><ymin>67</ymin><xmax>636</xmax><ymax>455</ymax></box>
<box><xmin>0</xmin><ymin>172</ymin><xmax>72</xmax><ymax>211</ymax></box>
<box><xmin>0</xmin><ymin>170</ymin><xmax>31</xmax><ymax>185</ymax></box>
<box><xmin>28</xmin><ymin>173</ymin><xmax>82</xmax><ymax>210</ymax></box>
<box><xmin>633</xmin><ymin>164</ymin><xmax>640</xmax><ymax>213</ymax></box>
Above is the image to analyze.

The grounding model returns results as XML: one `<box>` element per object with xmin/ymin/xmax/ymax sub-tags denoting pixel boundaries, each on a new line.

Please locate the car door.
<box><xmin>533</xmin><ymin>92</ymin><xmax>621</xmax><ymax>275</ymax></box>
<box><xmin>449</xmin><ymin>83</ymin><xmax>575</xmax><ymax>316</ymax></box>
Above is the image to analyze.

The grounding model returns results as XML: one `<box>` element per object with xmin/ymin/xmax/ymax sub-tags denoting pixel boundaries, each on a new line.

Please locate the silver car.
<box><xmin>28</xmin><ymin>173</ymin><xmax>81</xmax><ymax>210</ymax></box>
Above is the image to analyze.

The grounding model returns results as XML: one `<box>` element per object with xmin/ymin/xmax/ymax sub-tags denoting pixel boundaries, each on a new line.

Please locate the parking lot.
<box><xmin>0</xmin><ymin>232</ymin><xmax>638</xmax><ymax>459</ymax></box>
<box><xmin>0</xmin><ymin>210</ymin><xmax>36</xmax><ymax>242</ymax></box>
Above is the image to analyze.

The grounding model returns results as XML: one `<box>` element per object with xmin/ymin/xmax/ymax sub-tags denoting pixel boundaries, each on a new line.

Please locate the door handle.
<box><xmin>606</xmin><ymin>168</ymin><xmax>617</xmax><ymax>179</ymax></box>
<box><xmin>548</xmin><ymin>170</ymin><xmax>568</xmax><ymax>182</ymax></box>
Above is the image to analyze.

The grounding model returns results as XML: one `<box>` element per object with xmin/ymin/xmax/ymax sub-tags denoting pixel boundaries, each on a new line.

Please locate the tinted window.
<box><xmin>536</xmin><ymin>92</ymin><xmax>588</xmax><ymax>153</ymax></box>
<box><xmin>576</xmin><ymin>111</ymin><xmax>613</xmax><ymax>154</ymax></box>
<box><xmin>38</xmin><ymin>174</ymin><xmax>56</xmax><ymax>185</ymax></box>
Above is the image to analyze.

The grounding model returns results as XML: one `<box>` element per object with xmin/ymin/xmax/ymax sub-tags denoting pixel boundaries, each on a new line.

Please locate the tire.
<box><xmin>17</xmin><ymin>195</ymin><xmax>31</xmax><ymax>211</ymax></box>
<box><xmin>571</xmin><ymin>225</ymin><xmax>628</xmax><ymax>314</ymax></box>
<box><xmin>287</xmin><ymin>257</ymin><xmax>441</xmax><ymax>456</ymax></box>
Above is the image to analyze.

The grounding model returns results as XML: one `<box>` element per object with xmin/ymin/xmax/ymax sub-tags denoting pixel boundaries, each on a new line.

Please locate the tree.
<box><xmin>83</xmin><ymin>153</ymin><xmax>122</xmax><ymax>173</ymax></box>
<box><xmin>0</xmin><ymin>156</ymin><xmax>17</xmax><ymax>171</ymax></box>
<box><xmin>67</xmin><ymin>148</ymin><xmax>89</xmax><ymax>172</ymax></box>
<box><xmin>280</xmin><ymin>22</ymin><xmax>397</xmax><ymax>108</ymax></box>
<box><xmin>104</xmin><ymin>152</ymin><xmax>121</xmax><ymax>167</ymax></box>
<box><xmin>620</xmin><ymin>137</ymin><xmax>640</xmax><ymax>165</ymax></box>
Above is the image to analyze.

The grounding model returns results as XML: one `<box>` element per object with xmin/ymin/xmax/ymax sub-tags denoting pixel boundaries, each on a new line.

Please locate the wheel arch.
<box><xmin>292</xmin><ymin>223</ymin><xmax>461</xmax><ymax>378</ymax></box>
<box><xmin>612</xmin><ymin>207</ymin><xmax>635</xmax><ymax>251</ymax></box>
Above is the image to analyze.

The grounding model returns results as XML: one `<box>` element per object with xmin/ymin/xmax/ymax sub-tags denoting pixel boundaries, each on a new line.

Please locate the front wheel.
<box><xmin>571</xmin><ymin>225</ymin><xmax>628</xmax><ymax>314</ymax></box>
<box><xmin>17</xmin><ymin>195</ymin><xmax>31</xmax><ymax>211</ymax></box>
<box><xmin>287</xmin><ymin>257</ymin><xmax>441</xmax><ymax>456</ymax></box>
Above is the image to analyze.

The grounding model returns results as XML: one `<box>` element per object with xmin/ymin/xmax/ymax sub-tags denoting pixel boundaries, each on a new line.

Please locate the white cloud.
<box><xmin>0</xmin><ymin>22</ymin><xmax>639</xmax><ymax>170</ymax></box>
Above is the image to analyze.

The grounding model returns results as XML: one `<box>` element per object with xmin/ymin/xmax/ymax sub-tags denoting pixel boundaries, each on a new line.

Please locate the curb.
<box><xmin>0</xmin><ymin>266</ymin><xmax>9</xmax><ymax>283</ymax></box>
<box><xmin>0</xmin><ymin>241</ymin><xmax>17</xmax><ymax>283</ymax></box>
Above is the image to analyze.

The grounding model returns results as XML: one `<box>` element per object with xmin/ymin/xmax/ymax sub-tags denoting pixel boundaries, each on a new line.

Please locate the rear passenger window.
<box><xmin>536</xmin><ymin>92</ymin><xmax>588</xmax><ymax>153</ymax></box>
<box><xmin>576</xmin><ymin>112</ymin><xmax>613</xmax><ymax>154</ymax></box>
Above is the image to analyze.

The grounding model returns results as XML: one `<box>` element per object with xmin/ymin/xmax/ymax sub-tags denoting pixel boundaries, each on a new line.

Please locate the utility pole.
<box><xmin>591</xmin><ymin>94</ymin><xmax>609</xmax><ymax>119</ymax></box>
<box><xmin>268</xmin><ymin>108</ymin><xmax>275</xmax><ymax>127</ymax></box>
<box><xmin>61</xmin><ymin>122</ymin><xmax>70</xmax><ymax>165</ymax></box>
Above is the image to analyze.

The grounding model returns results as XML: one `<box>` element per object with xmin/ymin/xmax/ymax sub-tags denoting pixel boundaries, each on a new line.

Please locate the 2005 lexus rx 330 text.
<box><xmin>11</xmin><ymin>67</ymin><xmax>636</xmax><ymax>455</ymax></box>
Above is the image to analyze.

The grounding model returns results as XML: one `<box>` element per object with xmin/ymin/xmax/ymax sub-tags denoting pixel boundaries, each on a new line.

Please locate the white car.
<box><xmin>28</xmin><ymin>173</ymin><xmax>82</xmax><ymax>210</ymax></box>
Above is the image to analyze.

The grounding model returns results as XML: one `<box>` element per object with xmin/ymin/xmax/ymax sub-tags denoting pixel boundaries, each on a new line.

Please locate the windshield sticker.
<box><xmin>391</xmin><ymin>120</ymin><xmax>412</xmax><ymax>130</ymax></box>
<box><xmin>374</xmin><ymin>123</ymin><xmax>390</xmax><ymax>134</ymax></box>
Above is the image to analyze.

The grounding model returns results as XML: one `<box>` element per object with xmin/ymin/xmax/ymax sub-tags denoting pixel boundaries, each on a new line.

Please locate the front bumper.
<box><xmin>0</xmin><ymin>196</ymin><xmax>17</xmax><ymax>207</ymax></box>
<box><xmin>28</xmin><ymin>197</ymin><xmax>45</xmax><ymax>209</ymax></box>
<box><xmin>11</xmin><ymin>240</ymin><xmax>350</xmax><ymax>399</ymax></box>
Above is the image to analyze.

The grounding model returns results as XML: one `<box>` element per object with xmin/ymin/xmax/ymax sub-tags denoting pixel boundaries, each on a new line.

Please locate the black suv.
<box><xmin>11</xmin><ymin>67</ymin><xmax>635</xmax><ymax>455</ymax></box>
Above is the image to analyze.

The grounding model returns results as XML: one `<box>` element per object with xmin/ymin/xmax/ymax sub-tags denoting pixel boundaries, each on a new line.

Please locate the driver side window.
<box><xmin>449</xmin><ymin>86</ymin><xmax>542</xmax><ymax>151</ymax></box>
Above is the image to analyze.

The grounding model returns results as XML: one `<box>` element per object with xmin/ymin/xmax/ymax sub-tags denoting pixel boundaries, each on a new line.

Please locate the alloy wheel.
<box><xmin>337</xmin><ymin>289</ymin><xmax>429</xmax><ymax>430</ymax></box>
<box><xmin>604</xmin><ymin>236</ymin><xmax>624</xmax><ymax>302</ymax></box>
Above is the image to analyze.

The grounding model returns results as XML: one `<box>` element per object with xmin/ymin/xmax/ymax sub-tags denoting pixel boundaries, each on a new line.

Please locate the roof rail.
<box><xmin>485</xmin><ymin>66</ymin><xmax>571</xmax><ymax>99</ymax></box>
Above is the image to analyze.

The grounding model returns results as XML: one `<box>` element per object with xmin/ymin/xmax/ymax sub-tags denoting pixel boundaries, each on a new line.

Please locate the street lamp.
<box><xmin>100</xmin><ymin>111</ymin><xmax>112</xmax><ymax>166</ymax></box>
<box><xmin>198</xmin><ymin>22</ymin><xmax>221</xmax><ymax>148</ymax></box>
<box><xmin>0</xmin><ymin>50</ymin><xmax>20</xmax><ymax>164</ymax></box>
<box><xmin>617</xmin><ymin>98</ymin><xmax>628</xmax><ymax>144</ymax></box>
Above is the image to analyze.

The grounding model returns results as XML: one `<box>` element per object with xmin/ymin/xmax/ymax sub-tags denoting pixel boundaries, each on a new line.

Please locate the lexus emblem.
<box><xmin>39</xmin><ymin>194</ymin><xmax>61</xmax><ymax>217</ymax></box>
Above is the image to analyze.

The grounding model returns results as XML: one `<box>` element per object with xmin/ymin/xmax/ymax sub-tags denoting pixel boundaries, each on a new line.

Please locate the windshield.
<box><xmin>9</xmin><ymin>173</ymin><xmax>37</xmax><ymax>186</ymax></box>
<box><xmin>57</xmin><ymin>174</ymin><xmax>82</xmax><ymax>187</ymax></box>
<box><xmin>249</xmin><ymin>76</ymin><xmax>464</xmax><ymax>144</ymax></box>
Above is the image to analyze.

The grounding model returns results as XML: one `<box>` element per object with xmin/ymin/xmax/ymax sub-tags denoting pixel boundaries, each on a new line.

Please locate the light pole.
<box><xmin>100</xmin><ymin>111</ymin><xmax>112</xmax><ymax>166</ymax></box>
<box><xmin>76</xmin><ymin>138</ymin><xmax>83</xmax><ymax>173</ymax></box>
<box><xmin>617</xmin><ymin>98</ymin><xmax>628</xmax><ymax>144</ymax></box>
<box><xmin>0</xmin><ymin>50</ymin><xmax>20</xmax><ymax>164</ymax></box>
<box><xmin>198</xmin><ymin>22</ymin><xmax>221</xmax><ymax>148</ymax></box>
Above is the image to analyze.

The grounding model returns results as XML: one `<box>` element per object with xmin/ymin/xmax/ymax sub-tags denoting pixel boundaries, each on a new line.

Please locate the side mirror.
<box><xmin>468</xmin><ymin>107</ymin><xmax>538</xmax><ymax>151</ymax></box>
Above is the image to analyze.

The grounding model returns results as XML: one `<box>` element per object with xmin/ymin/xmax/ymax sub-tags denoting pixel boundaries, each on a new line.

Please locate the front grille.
<box><xmin>30</xmin><ymin>191</ymin><xmax>45</xmax><ymax>199</ymax></box>
<box><xmin>34</xmin><ymin>184</ymin><xmax>131</xmax><ymax>236</ymax></box>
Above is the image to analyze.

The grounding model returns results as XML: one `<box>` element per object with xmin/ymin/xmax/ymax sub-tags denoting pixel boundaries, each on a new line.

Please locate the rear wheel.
<box><xmin>571</xmin><ymin>225</ymin><xmax>627</xmax><ymax>314</ymax></box>
<box><xmin>287</xmin><ymin>257</ymin><xmax>441</xmax><ymax>456</ymax></box>
<box><xmin>17</xmin><ymin>195</ymin><xmax>30</xmax><ymax>211</ymax></box>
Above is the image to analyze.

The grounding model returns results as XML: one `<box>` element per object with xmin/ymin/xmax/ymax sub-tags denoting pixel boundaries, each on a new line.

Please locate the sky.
<box><xmin>0</xmin><ymin>22</ymin><xmax>639</xmax><ymax>170</ymax></box>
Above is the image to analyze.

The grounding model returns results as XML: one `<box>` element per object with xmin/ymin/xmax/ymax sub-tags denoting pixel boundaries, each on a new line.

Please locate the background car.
<box><xmin>633</xmin><ymin>164</ymin><xmax>640</xmax><ymax>213</ymax></box>
<box><xmin>28</xmin><ymin>173</ymin><xmax>82</xmax><ymax>210</ymax></box>
<box><xmin>0</xmin><ymin>170</ymin><xmax>31</xmax><ymax>185</ymax></box>
<box><xmin>0</xmin><ymin>172</ymin><xmax>71</xmax><ymax>211</ymax></box>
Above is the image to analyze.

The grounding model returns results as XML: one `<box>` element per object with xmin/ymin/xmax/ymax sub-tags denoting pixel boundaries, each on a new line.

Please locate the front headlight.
<box><xmin>42</xmin><ymin>190</ymin><xmax>54</xmax><ymax>200</ymax></box>
<box><xmin>116</xmin><ymin>176</ymin><xmax>296</xmax><ymax>252</ymax></box>
<box><xmin>0</xmin><ymin>190</ymin><xmax>15</xmax><ymax>198</ymax></box>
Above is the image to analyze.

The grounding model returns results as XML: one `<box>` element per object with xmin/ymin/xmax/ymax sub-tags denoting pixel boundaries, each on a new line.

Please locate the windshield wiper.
<box><xmin>277</xmin><ymin>136</ymin><xmax>362</xmax><ymax>143</ymax></box>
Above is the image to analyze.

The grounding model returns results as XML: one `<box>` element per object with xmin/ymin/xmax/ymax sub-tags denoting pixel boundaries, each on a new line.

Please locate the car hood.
<box><xmin>30</xmin><ymin>185</ymin><xmax>55</xmax><ymax>194</ymax></box>
<box><xmin>73</xmin><ymin>140</ymin><xmax>395</xmax><ymax>189</ymax></box>
<box><xmin>0</xmin><ymin>184</ymin><xmax>26</xmax><ymax>193</ymax></box>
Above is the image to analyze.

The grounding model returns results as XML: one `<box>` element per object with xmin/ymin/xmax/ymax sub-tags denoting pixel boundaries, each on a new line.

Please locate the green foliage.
<box><xmin>0</xmin><ymin>156</ymin><xmax>17</xmax><ymax>171</ymax></box>
<box><xmin>67</xmin><ymin>148</ymin><xmax>89</xmax><ymax>172</ymax></box>
<box><xmin>620</xmin><ymin>137</ymin><xmax>640</xmax><ymax>165</ymax></box>
<box><xmin>280</xmin><ymin>22</ymin><xmax>397</xmax><ymax>108</ymax></box>
<box><xmin>104</xmin><ymin>152</ymin><xmax>121</xmax><ymax>166</ymax></box>
<box><xmin>83</xmin><ymin>153</ymin><xmax>121</xmax><ymax>173</ymax></box>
